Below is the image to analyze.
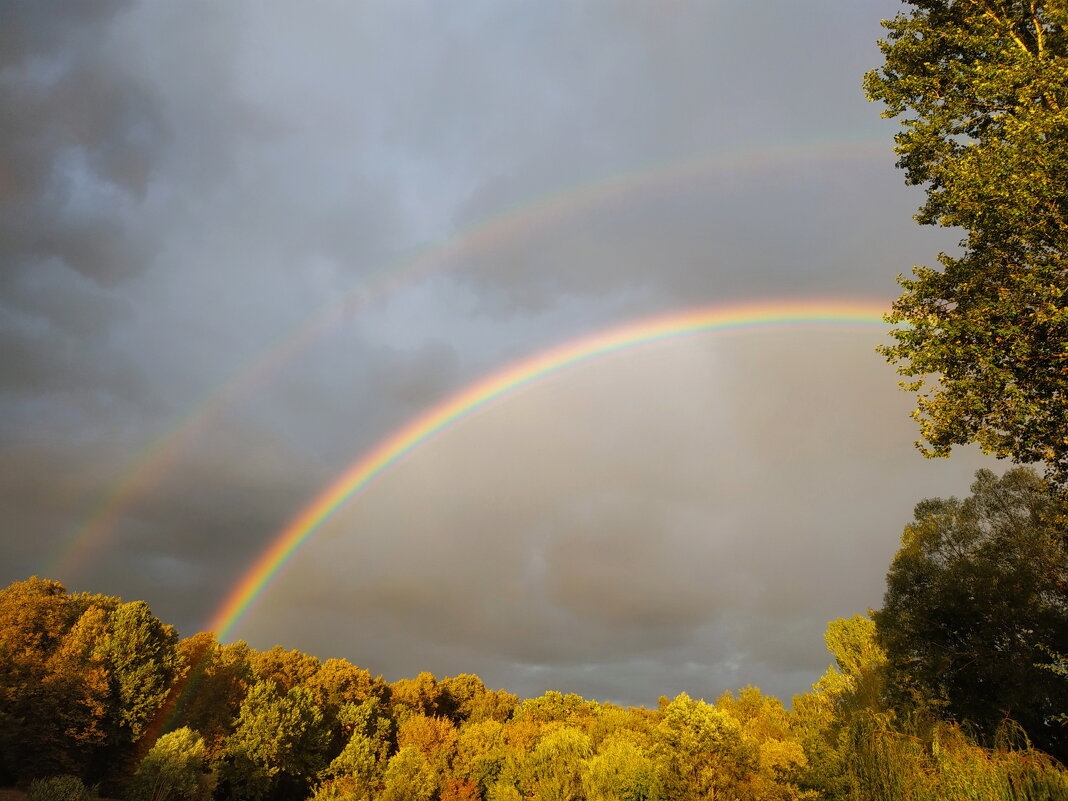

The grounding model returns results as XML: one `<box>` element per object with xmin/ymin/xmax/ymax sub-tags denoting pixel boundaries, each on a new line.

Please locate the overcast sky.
<box><xmin>2</xmin><ymin>0</ymin><xmax>997</xmax><ymax>706</ymax></box>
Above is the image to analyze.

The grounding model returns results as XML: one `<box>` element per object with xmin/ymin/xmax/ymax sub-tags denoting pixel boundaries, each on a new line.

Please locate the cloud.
<box><xmin>0</xmin><ymin>0</ymin><xmax>995</xmax><ymax>708</ymax></box>
<box><xmin>240</xmin><ymin>332</ymin><xmax>992</xmax><ymax>704</ymax></box>
<box><xmin>0</xmin><ymin>0</ymin><xmax>162</xmax><ymax>287</ymax></box>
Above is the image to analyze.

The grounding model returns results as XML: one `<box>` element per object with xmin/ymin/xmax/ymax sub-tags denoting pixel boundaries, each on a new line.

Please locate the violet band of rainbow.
<box><xmin>207</xmin><ymin>298</ymin><xmax>891</xmax><ymax>640</ymax></box>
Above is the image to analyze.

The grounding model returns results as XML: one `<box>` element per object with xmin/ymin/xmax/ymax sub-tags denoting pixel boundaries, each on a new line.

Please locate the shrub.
<box><xmin>125</xmin><ymin>728</ymin><xmax>214</xmax><ymax>801</ymax></box>
<box><xmin>26</xmin><ymin>775</ymin><xmax>92</xmax><ymax>801</ymax></box>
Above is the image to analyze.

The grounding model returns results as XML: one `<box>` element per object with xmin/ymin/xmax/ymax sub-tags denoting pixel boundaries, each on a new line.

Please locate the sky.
<box><xmin>1</xmin><ymin>0</ymin><xmax>999</xmax><ymax>706</ymax></box>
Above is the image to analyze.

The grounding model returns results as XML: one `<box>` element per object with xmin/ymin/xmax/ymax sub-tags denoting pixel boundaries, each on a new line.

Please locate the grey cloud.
<box><xmin>239</xmin><ymin>333</ymin><xmax>993</xmax><ymax>705</ymax></box>
<box><xmin>0</xmin><ymin>0</ymin><xmax>163</xmax><ymax>287</ymax></box>
<box><xmin>1</xmin><ymin>0</ymin><xmax>993</xmax><ymax>708</ymax></box>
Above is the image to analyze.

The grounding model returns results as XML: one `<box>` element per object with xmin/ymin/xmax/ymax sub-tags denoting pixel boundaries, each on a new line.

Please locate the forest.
<box><xmin>1</xmin><ymin>468</ymin><xmax>1067</xmax><ymax>800</ymax></box>
<box><xmin>4</xmin><ymin>1</ymin><xmax>1068</xmax><ymax>799</ymax></box>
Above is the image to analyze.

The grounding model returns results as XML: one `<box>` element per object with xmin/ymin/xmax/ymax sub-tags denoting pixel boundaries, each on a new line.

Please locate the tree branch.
<box><xmin>978</xmin><ymin>0</ymin><xmax>1035</xmax><ymax>55</ymax></box>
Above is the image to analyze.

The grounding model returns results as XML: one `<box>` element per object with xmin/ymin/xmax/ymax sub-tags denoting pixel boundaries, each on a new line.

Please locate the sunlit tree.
<box><xmin>865</xmin><ymin>0</ymin><xmax>1068</xmax><ymax>481</ymax></box>
<box><xmin>126</xmin><ymin>727</ymin><xmax>214</xmax><ymax>801</ymax></box>
<box><xmin>654</xmin><ymin>693</ymin><xmax>755</xmax><ymax>801</ymax></box>
<box><xmin>218</xmin><ymin>679</ymin><xmax>330</xmax><ymax>801</ymax></box>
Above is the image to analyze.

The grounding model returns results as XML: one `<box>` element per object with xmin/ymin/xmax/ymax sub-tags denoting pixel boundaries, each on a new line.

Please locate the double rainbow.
<box><xmin>207</xmin><ymin>299</ymin><xmax>891</xmax><ymax>639</ymax></box>
<box><xmin>47</xmin><ymin>137</ymin><xmax>887</xmax><ymax>582</ymax></box>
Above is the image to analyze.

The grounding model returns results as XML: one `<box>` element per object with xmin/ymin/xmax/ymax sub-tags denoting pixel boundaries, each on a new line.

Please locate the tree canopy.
<box><xmin>875</xmin><ymin>467</ymin><xmax>1068</xmax><ymax>758</ymax></box>
<box><xmin>864</xmin><ymin>0</ymin><xmax>1068</xmax><ymax>482</ymax></box>
<box><xmin>2</xmin><ymin>575</ymin><xmax>1067</xmax><ymax>800</ymax></box>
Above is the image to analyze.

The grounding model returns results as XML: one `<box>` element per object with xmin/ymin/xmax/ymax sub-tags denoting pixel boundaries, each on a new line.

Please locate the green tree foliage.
<box><xmin>791</xmin><ymin>616</ymin><xmax>891</xmax><ymax>800</ymax></box>
<box><xmin>314</xmin><ymin>732</ymin><xmax>384</xmax><ymax>801</ymax></box>
<box><xmin>166</xmin><ymin>635</ymin><xmax>253</xmax><ymax>756</ymax></box>
<box><xmin>717</xmin><ymin>687</ymin><xmax>810</xmax><ymax>800</ymax></box>
<box><xmin>389</xmin><ymin>672</ymin><xmax>440</xmax><ymax>720</ymax></box>
<box><xmin>451</xmin><ymin>719</ymin><xmax>510</xmax><ymax>799</ymax></box>
<box><xmin>485</xmin><ymin>784</ymin><xmax>523</xmax><ymax>801</ymax></box>
<box><xmin>844</xmin><ymin>714</ymin><xmax>1068</xmax><ymax>801</ymax></box>
<box><xmin>519</xmin><ymin>726</ymin><xmax>592</xmax><ymax>801</ymax></box>
<box><xmin>396</xmin><ymin>713</ymin><xmax>459</xmax><ymax>776</ymax></box>
<box><xmin>581</xmin><ymin>734</ymin><xmax>663</xmax><ymax>801</ymax></box>
<box><xmin>95</xmin><ymin>601</ymin><xmax>181</xmax><ymax>741</ymax></box>
<box><xmin>86</xmin><ymin>601</ymin><xmax>181</xmax><ymax>792</ymax></box>
<box><xmin>218</xmin><ymin>679</ymin><xmax>330</xmax><ymax>801</ymax></box>
<box><xmin>25</xmin><ymin>775</ymin><xmax>93</xmax><ymax>801</ymax></box>
<box><xmin>0</xmin><ymin>578</ymin><xmax>181</xmax><ymax>786</ymax></box>
<box><xmin>654</xmin><ymin>692</ymin><xmax>755</xmax><ymax>801</ymax></box>
<box><xmin>378</xmin><ymin>746</ymin><xmax>438</xmax><ymax>801</ymax></box>
<box><xmin>307</xmin><ymin>659</ymin><xmax>389</xmax><ymax>716</ymax></box>
<box><xmin>875</xmin><ymin>468</ymin><xmax>1068</xmax><ymax>758</ymax></box>
<box><xmin>466</xmin><ymin>688</ymin><xmax>520</xmax><ymax>725</ymax></box>
<box><xmin>436</xmin><ymin>674</ymin><xmax>488</xmax><ymax>724</ymax></box>
<box><xmin>865</xmin><ymin>0</ymin><xmax>1068</xmax><ymax>481</ymax></box>
<box><xmin>818</xmin><ymin>615</ymin><xmax>888</xmax><ymax>716</ymax></box>
<box><xmin>3</xmin><ymin>575</ymin><xmax>1067</xmax><ymax>800</ymax></box>
<box><xmin>125</xmin><ymin>727</ymin><xmax>214</xmax><ymax>801</ymax></box>
<box><xmin>251</xmin><ymin>646</ymin><xmax>321</xmax><ymax>693</ymax></box>
<box><xmin>312</xmin><ymin>698</ymin><xmax>395</xmax><ymax>801</ymax></box>
<box><xmin>513</xmin><ymin>690</ymin><xmax>600</xmax><ymax>728</ymax></box>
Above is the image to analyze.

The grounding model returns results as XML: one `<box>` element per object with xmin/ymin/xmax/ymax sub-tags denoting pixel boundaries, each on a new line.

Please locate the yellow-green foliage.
<box><xmin>845</xmin><ymin>716</ymin><xmax>1068</xmax><ymax>801</ymax></box>
<box><xmin>125</xmin><ymin>728</ymin><xmax>214</xmax><ymax>801</ymax></box>
<box><xmin>26</xmin><ymin>776</ymin><xmax>92</xmax><ymax>801</ymax></box>
<box><xmin>3</xmin><ymin>578</ymin><xmax>1067</xmax><ymax>801</ymax></box>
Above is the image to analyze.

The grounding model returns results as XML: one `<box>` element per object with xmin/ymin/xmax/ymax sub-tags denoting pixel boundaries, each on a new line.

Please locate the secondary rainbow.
<box><xmin>47</xmin><ymin>137</ymin><xmax>887</xmax><ymax>583</ymax></box>
<box><xmin>208</xmin><ymin>298</ymin><xmax>891</xmax><ymax>639</ymax></box>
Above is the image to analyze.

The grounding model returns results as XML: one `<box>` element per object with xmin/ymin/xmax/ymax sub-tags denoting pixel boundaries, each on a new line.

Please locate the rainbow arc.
<box><xmin>208</xmin><ymin>298</ymin><xmax>891</xmax><ymax>640</ymax></box>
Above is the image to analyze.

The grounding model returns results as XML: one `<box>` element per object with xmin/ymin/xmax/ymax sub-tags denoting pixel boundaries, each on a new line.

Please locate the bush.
<box><xmin>125</xmin><ymin>728</ymin><xmax>214</xmax><ymax>801</ymax></box>
<box><xmin>26</xmin><ymin>776</ymin><xmax>92</xmax><ymax>801</ymax></box>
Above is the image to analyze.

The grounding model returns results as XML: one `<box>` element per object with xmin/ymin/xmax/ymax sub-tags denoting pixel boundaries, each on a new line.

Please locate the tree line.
<box><xmin>1</xmin><ymin>466</ymin><xmax>1066</xmax><ymax>801</ymax></box>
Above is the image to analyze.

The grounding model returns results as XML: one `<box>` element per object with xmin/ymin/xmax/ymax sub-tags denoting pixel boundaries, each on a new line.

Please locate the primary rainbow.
<box><xmin>208</xmin><ymin>298</ymin><xmax>891</xmax><ymax>639</ymax></box>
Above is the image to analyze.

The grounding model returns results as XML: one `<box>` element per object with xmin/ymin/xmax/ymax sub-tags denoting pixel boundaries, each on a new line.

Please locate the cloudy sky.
<box><xmin>2</xmin><ymin>0</ymin><xmax>997</xmax><ymax>706</ymax></box>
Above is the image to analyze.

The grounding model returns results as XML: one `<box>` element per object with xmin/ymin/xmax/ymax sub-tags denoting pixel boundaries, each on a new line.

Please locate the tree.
<box><xmin>451</xmin><ymin>719</ymin><xmax>509</xmax><ymax>799</ymax></box>
<box><xmin>94</xmin><ymin>601</ymin><xmax>181</xmax><ymax>743</ymax></box>
<box><xmin>653</xmin><ymin>693</ymin><xmax>755</xmax><ymax>801</ymax></box>
<box><xmin>582</xmin><ymin>734</ymin><xmax>663</xmax><ymax>801</ymax></box>
<box><xmin>437</xmin><ymin>674</ymin><xmax>488</xmax><ymax>724</ymax></box>
<box><xmin>864</xmin><ymin>0</ymin><xmax>1068</xmax><ymax>482</ymax></box>
<box><xmin>874</xmin><ymin>468</ymin><xmax>1068</xmax><ymax>758</ymax></box>
<box><xmin>398</xmin><ymin>713</ymin><xmax>458</xmax><ymax>761</ymax></box>
<box><xmin>306</xmin><ymin>658</ymin><xmax>389</xmax><ymax>716</ymax></box>
<box><xmin>250</xmin><ymin>645</ymin><xmax>321</xmax><ymax>693</ymax></box>
<box><xmin>218</xmin><ymin>679</ymin><xmax>330</xmax><ymax>801</ymax></box>
<box><xmin>312</xmin><ymin>698</ymin><xmax>395</xmax><ymax>801</ymax></box>
<box><xmin>126</xmin><ymin>727</ymin><xmax>215</xmax><ymax>801</ymax></box>
<box><xmin>519</xmin><ymin>726</ymin><xmax>592</xmax><ymax>801</ymax></box>
<box><xmin>390</xmin><ymin>672</ymin><xmax>440</xmax><ymax>719</ymax></box>
<box><xmin>166</xmin><ymin>635</ymin><xmax>253</xmax><ymax>756</ymax></box>
<box><xmin>378</xmin><ymin>746</ymin><xmax>438</xmax><ymax>801</ymax></box>
<box><xmin>0</xmin><ymin>579</ymin><xmax>120</xmax><ymax>782</ymax></box>
<box><xmin>791</xmin><ymin>617</ymin><xmax>890</xmax><ymax>800</ymax></box>
<box><xmin>717</xmin><ymin>687</ymin><xmax>809</xmax><ymax>800</ymax></box>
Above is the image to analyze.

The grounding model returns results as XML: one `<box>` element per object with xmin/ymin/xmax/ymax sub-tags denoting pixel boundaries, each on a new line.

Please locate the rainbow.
<box><xmin>207</xmin><ymin>298</ymin><xmax>891</xmax><ymax>639</ymax></box>
<box><xmin>47</xmin><ymin>136</ymin><xmax>888</xmax><ymax>582</ymax></box>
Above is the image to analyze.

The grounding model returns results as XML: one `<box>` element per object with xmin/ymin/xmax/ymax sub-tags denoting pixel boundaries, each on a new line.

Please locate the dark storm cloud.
<box><xmin>1</xmin><ymin>0</ymin><xmax>1000</xmax><ymax>707</ymax></box>
<box><xmin>0</xmin><ymin>0</ymin><xmax>162</xmax><ymax>287</ymax></box>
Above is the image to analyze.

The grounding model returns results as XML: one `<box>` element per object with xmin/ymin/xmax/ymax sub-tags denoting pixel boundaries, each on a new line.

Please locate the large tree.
<box><xmin>874</xmin><ymin>468</ymin><xmax>1068</xmax><ymax>758</ymax></box>
<box><xmin>864</xmin><ymin>0</ymin><xmax>1068</xmax><ymax>482</ymax></box>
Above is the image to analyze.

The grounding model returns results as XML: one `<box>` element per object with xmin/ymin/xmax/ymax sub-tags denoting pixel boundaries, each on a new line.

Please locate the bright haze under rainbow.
<box><xmin>208</xmin><ymin>298</ymin><xmax>891</xmax><ymax>641</ymax></box>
